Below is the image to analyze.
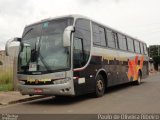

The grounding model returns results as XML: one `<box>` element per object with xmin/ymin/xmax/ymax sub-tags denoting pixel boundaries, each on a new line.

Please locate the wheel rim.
<box><xmin>97</xmin><ymin>80</ymin><xmax>104</xmax><ymax>92</ymax></box>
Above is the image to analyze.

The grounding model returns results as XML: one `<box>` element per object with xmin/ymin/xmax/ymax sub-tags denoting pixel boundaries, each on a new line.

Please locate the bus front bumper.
<box><xmin>18</xmin><ymin>82</ymin><xmax>75</xmax><ymax>96</ymax></box>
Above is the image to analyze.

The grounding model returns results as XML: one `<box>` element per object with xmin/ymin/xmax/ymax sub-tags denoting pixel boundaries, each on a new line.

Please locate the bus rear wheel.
<box><xmin>94</xmin><ymin>75</ymin><xmax>105</xmax><ymax>97</ymax></box>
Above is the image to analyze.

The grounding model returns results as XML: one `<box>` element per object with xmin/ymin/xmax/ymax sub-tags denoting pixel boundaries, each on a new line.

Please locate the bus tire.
<box><xmin>94</xmin><ymin>74</ymin><xmax>105</xmax><ymax>97</ymax></box>
<box><xmin>135</xmin><ymin>71</ymin><xmax>141</xmax><ymax>85</ymax></box>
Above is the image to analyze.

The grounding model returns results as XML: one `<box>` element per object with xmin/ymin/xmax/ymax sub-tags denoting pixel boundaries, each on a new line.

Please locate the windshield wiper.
<box><xmin>38</xmin><ymin>53</ymin><xmax>52</xmax><ymax>72</ymax></box>
<box><xmin>36</xmin><ymin>36</ymin><xmax>53</xmax><ymax>72</ymax></box>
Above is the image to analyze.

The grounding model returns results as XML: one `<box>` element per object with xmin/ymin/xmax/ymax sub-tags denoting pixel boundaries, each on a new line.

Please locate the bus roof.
<box><xmin>25</xmin><ymin>14</ymin><xmax>87</xmax><ymax>27</ymax></box>
<box><xmin>25</xmin><ymin>14</ymin><xmax>146</xmax><ymax>45</ymax></box>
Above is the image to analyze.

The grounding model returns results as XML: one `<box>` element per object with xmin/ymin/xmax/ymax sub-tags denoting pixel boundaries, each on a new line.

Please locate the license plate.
<box><xmin>34</xmin><ymin>88</ymin><xmax>43</xmax><ymax>93</ymax></box>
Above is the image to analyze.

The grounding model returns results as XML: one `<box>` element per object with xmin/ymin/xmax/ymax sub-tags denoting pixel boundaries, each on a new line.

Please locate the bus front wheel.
<box><xmin>94</xmin><ymin>75</ymin><xmax>105</xmax><ymax>97</ymax></box>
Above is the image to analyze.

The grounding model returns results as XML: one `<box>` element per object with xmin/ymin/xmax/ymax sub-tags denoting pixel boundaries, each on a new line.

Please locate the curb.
<box><xmin>0</xmin><ymin>95</ymin><xmax>49</xmax><ymax>105</ymax></box>
<box><xmin>149</xmin><ymin>71</ymin><xmax>160</xmax><ymax>76</ymax></box>
<box><xmin>9</xmin><ymin>95</ymin><xmax>48</xmax><ymax>104</ymax></box>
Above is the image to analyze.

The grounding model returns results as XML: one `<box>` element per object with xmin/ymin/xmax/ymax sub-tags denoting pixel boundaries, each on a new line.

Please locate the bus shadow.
<box><xmin>106</xmin><ymin>81</ymin><xmax>146</xmax><ymax>94</ymax></box>
<box><xmin>26</xmin><ymin>95</ymin><xmax>92</xmax><ymax>106</ymax></box>
<box><xmin>26</xmin><ymin>81</ymin><xmax>146</xmax><ymax>106</ymax></box>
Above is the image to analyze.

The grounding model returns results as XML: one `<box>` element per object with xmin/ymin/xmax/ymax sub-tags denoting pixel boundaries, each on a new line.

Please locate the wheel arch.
<box><xmin>95</xmin><ymin>69</ymin><xmax>108</xmax><ymax>88</ymax></box>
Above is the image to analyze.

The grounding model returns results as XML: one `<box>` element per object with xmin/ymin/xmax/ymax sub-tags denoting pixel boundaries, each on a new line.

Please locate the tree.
<box><xmin>149</xmin><ymin>45</ymin><xmax>160</xmax><ymax>71</ymax></box>
<box><xmin>149</xmin><ymin>45</ymin><xmax>160</xmax><ymax>57</ymax></box>
<box><xmin>152</xmin><ymin>56</ymin><xmax>160</xmax><ymax>70</ymax></box>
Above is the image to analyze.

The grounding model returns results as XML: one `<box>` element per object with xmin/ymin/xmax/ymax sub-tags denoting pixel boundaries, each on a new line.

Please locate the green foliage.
<box><xmin>0</xmin><ymin>83</ymin><xmax>13</xmax><ymax>91</ymax></box>
<box><xmin>153</xmin><ymin>56</ymin><xmax>160</xmax><ymax>64</ymax></box>
<box><xmin>149</xmin><ymin>45</ymin><xmax>160</xmax><ymax>57</ymax></box>
<box><xmin>0</xmin><ymin>70</ymin><xmax>13</xmax><ymax>91</ymax></box>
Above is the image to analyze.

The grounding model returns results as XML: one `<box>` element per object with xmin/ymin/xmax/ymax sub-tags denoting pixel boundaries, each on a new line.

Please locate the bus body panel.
<box><xmin>73</xmin><ymin>46</ymin><xmax>149</xmax><ymax>95</ymax></box>
<box><xmin>17</xmin><ymin>70</ymin><xmax>75</xmax><ymax>96</ymax></box>
<box><xmin>14</xmin><ymin>15</ymin><xmax>149</xmax><ymax>97</ymax></box>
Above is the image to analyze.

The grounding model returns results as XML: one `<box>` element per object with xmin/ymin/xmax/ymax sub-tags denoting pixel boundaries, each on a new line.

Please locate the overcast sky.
<box><xmin>0</xmin><ymin>0</ymin><xmax>160</xmax><ymax>50</ymax></box>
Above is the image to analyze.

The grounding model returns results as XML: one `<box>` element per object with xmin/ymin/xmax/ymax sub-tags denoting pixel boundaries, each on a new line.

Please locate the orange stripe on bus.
<box><xmin>128</xmin><ymin>55</ymin><xmax>144</xmax><ymax>81</ymax></box>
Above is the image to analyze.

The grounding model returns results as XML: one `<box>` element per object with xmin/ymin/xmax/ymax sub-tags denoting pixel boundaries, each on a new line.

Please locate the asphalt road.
<box><xmin>0</xmin><ymin>74</ymin><xmax>160</xmax><ymax>114</ymax></box>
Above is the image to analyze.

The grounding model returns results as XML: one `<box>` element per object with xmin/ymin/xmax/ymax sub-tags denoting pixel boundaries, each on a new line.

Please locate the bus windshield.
<box><xmin>18</xmin><ymin>18</ymin><xmax>73</xmax><ymax>74</ymax></box>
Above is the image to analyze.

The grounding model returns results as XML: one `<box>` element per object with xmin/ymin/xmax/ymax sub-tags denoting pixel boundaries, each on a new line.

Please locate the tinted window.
<box><xmin>93</xmin><ymin>23</ymin><xmax>100</xmax><ymax>45</ymax></box>
<box><xmin>106</xmin><ymin>29</ymin><xmax>116</xmax><ymax>48</ymax></box>
<box><xmin>99</xmin><ymin>27</ymin><xmax>106</xmax><ymax>46</ymax></box>
<box><xmin>134</xmin><ymin>40</ymin><xmax>140</xmax><ymax>53</ymax></box>
<box><xmin>73</xmin><ymin>37</ymin><xmax>84</xmax><ymax>68</ymax></box>
<box><xmin>140</xmin><ymin>42</ymin><xmax>144</xmax><ymax>54</ymax></box>
<box><xmin>76</xmin><ymin>19</ymin><xmax>90</xmax><ymax>30</ymax></box>
<box><xmin>118</xmin><ymin>34</ymin><xmax>127</xmax><ymax>50</ymax></box>
<box><xmin>143</xmin><ymin>44</ymin><xmax>148</xmax><ymax>55</ymax></box>
<box><xmin>127</xmin><ymin>37</ymin><xmax>134</xmax><ymax>52</ymax></box>
<box><xmin>74</xmin><ymin>19</ymin><xmax>91</xmax><ymax>68</ymax></box>
<box><xmin>112</xmin><ymin>32</ymin><xmax>118</xmax><ymax>48</ymax></box>
<box><xmin>93</xmin><ymin>23</ymin><xmax>106</xmax><ymax>46</ymax></box>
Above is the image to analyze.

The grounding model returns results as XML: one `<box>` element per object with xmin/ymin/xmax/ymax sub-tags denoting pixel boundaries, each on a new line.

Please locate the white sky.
<box><xmin>0</xmin><ymin>0</ymin><xmax>160</xmax><ymax>50</ymax></box>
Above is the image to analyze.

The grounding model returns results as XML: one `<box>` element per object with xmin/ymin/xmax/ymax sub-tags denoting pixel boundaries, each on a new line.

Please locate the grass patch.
<box><xmin>0</xmin><ymin>70</ymin><xmax>13</xmax><ymax>91</ymax></box>
<box><xmin>0</xmin><ymin>83</ymin><xmax>13</xmax><ymax>91</ymax></box>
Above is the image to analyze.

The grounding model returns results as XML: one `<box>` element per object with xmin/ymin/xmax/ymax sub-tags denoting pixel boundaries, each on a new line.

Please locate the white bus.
<box><xmin>6</xmin><ymin>15</ymin><xmax>149</xmax><ymax>97</ymax></box>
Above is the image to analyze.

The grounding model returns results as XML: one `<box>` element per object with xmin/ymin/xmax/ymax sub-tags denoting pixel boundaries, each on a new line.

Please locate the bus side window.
<box><xmin>127</xmin><ymin>37</ymin><xmax>134</xmax><ymax>52</ymax></box>
<box><xmin>93</xmin><ymin>23</ymin><xmax>106</xmax><ymax>47</ymax></box>
<box><xmin>143</xmin><ymin>44</ymin><xmax>148</xmax><ymax>55</ymax></box>
<box><xmin>73</xmin><ymin>37</ymin><xmax>85</xmax><ymax>68</ymax></box>
<box><xmin>99</xmin><ymin>26</ymin><xmax>106</xmax><ymax>46</ymax></box>
<box><xmin>118</xmin><ymin>34</ymin><xmax>127</xmax><ymax>51</ymax></box>
<box><xmin>73</xmin><ymin>19</ymin><xmax>91</xmax><ymax>69</ymax></box>
<box><xmin>93</xmin><ymin>23</ymin><xmax>100</xmax><ymax>45</ymax></box>
<box><xmin>106</xmin><ymin>29</ymin><xmax>116</xmax><ymax>48</ymax></box>
<box><xmin>140</xmin><ymin>42</ymin><xmax>144</xmax><ymax>54</ymax></box>
<box><xmin>112</xmin><ymin>32</ymin><xmax>119</xmax><ymax>49</ymax></box>
<box><xmin>134</xmin><ymin>40</ymin><xmax>140</xmax><ymax>53</ymax></box>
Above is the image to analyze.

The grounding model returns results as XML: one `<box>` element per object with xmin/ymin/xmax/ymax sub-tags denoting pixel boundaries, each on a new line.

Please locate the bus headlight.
<box><xmin>19</xmin><ymin>80</ymin><xmax>25</xmax><ymax>85</ymax></box>
<box><xmin>53</xmin><ymin>77</ymin><xmax>71</xmax><ymax>84</ymax></box>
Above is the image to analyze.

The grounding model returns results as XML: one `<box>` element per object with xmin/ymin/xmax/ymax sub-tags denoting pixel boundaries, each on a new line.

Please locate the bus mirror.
<box><xmin>63</xmin><ymin>26</ymin><xmax>74</xmax><ymax>47</ymax></box>
<box><xmin>5</xmin><ymin>37</ymin><xmax>21</xmax><ymax>57</ymax></box>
